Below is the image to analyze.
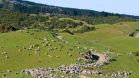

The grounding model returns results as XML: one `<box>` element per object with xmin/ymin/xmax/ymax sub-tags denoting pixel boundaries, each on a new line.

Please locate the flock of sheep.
<box><xmin>0</xmin><ymin>31</ymin><xmax>133</xmax><ymax>78</ymax></box>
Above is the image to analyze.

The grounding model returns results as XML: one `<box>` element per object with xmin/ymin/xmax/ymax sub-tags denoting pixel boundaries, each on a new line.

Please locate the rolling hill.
<box><xmin>1</xmin><ymin>0</ymin><xmax>139</xmax><ymax>78</ymax></box>
<box><xmin>0</xmin><ymin>0</ymin><xmax>139</xmax><ymax>34</ymax></box>
<box><xmin>0</xmin><ymin>8</ymin><xmax>138</xmax><ymax>33</ymax></box>
<box><xmin>0</xmin><ymin>21</ymin><xmax>139</xmax><ymax>78</ymax></box>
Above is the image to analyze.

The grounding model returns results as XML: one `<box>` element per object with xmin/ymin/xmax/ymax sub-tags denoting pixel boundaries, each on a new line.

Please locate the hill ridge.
<box><xmin>0</xmin><ymin>0</ymin><xmax>139</xmax><ymax>19</ymax></box>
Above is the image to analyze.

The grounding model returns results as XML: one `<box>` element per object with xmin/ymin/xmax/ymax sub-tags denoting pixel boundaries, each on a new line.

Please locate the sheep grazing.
<box><xmin>7</xmin><ymin>70</ymin><xmax>12</xmax><ymax>73</ymax></box>
<box><xmin>61</xmin><ymin>75</ymin><xmax>65</xmax><ymax>78</ymax></box>
<box><xmin>55</xmin><ymin>55</ymin><xmax>59</xmax><ymax>58</ymax></box>
<box><xmin>43</xmin><ymin>37</ymin><xmax>48</xmax><ymax>41</ymax></box>
<box><xmin>42</xmin><ymin>43</ymin><xmax>48</xmax><ymax>47</ymax></box>
<box><xmin>48</xmin><ymin>55</ymin><xmax>53</xmax><ymax>58</ymax></box>
<box><xmin>3</xmin><ymin>52</ymin><xmax>7</xmax><ymax>55</ymax></box>
<box><xmin>59</xmin><ymin>64</ymin><xmax>81</xmax><ymax>75</ymax></box>
<box><xmin>34</xmin><ymin>50</ymin><xmax>40</xmax><ymax>55</ymax></box>
<box><xmin>29</xmin><ymin>45</ymin><xmax>32</xmax><ymax>49</ymax></box>
<box><xmin>111</xmin><ymin>71</ymin><xmax>132</xmax><ymax>78</ymax></box>
<box><xmin>5</xmin><ymin>56</ymin><xmax>9</xmax><ymax>59</ymax></box>
<box><xmin>48</xmin><ymin>44</ymin><xmax>52</xmax><ymax>47</ymax></box>
<box><xmin>1</xmin><ymin>52</ymin><xmax>7</xmax><ymax>55</ymax></box>
<box><xmin>23</xmin><ymin>46</ymin><xmax>26</xmax><ymax>49</ymax></box>
<box><xmin>34</xmin><ymin>47</ymin><xmax>40</xmax><ymax>54</ymax></box>
<box><xmin>77</xmin><ymin>47</ymin><xmax>80</xmax><ymax>49</ymax></box>
<box><xmin>37</xmin><ymin>47</ymin><xmax>40</xmax><ymax>51</ymax></box>
<box><xmin>51</xmin><ymin>40</ymin><xmax>56</xmax><ymax>42</ymax></box>
<box><xmin>57</xmin><ymin>36</ymin><xmax>63</xmax><ymax>40</ymax></box>
<box><xmin>1</xmin><ymin>53</ymin><xmax>4</xmax><ymax>55</ymax></box>
<box><xmin>68</xmin><ymin>53</ymin><xmax>72</xmax><ymax>57</ymax></box>
<box><xmin>80</xmin><ymin>70</ymin><xmax>93</xmax><ymax>75</ymax></box>
<box><xmin>2</xmin><ymin>73</ymin><xmax>6</xmax><ymax>77</ymax></box>
<box><xmin>128</xmin><ymin>52</ymin><xmax>133</xmax><ymax>56</ymax></box>
<box><xmin>77</xmin><ymin>58</ymin><xmax>81</xmax><ymax>61</ymax></box>
<box><xmin>65</xmin><ymin>41</ymin><xmax>68</xmax><ymax>44</ymax></box>
<box><xmin>53</xmin><ymin>47</ymin><xmax>57</xmax><ymax>50</ymax></box>
<box><xmin>18</xmin><ymin>49</ymin><xmax>21</xmax><ymax>52</ymax></box>
<box><xmin>22</xmin><ymin>67</ymin><xmax>58</xmax><ymax>78</ymax></box>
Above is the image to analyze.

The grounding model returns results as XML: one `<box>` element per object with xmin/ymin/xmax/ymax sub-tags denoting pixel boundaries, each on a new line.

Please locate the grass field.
<box><xmin>0</xmin><ymin>21</ymin><xmax>139</xmax><ymax>78</ymax></box>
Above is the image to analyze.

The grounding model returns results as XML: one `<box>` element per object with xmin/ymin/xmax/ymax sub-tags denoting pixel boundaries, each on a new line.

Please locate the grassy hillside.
<box><xmin>76</xmin><ymin>22</ymin><xmax>139</xmax><ymax>78</ymax></box>
<box><xmin>0</xmin><ymin>29</ymin><xmax>90</xmax><ymax>78</ymax></box>
<box><xmin>0</xmin><ymin>9</ymin><xmax>95</xmax><ymax>33</ymax></box>
<box><xmin>0</xmin><ymin>21</ymin><xmax>139</xmax><ymax>78</ymax></box>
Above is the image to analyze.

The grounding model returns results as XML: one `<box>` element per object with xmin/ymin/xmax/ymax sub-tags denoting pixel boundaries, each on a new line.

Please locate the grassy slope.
<box><xmin>75</xmin><ymin>22</ymin><xmax>139</xmax><ymax>78</ymax></box>
<box><xmin>0</xmin><ymin>30</ymin><xmax>84</xmax><ymax>78</ymax></box>
<box><xmin>0</xmin><ymin>21</ymin><xmax>139</xmax><ymax>78</ymax></box>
